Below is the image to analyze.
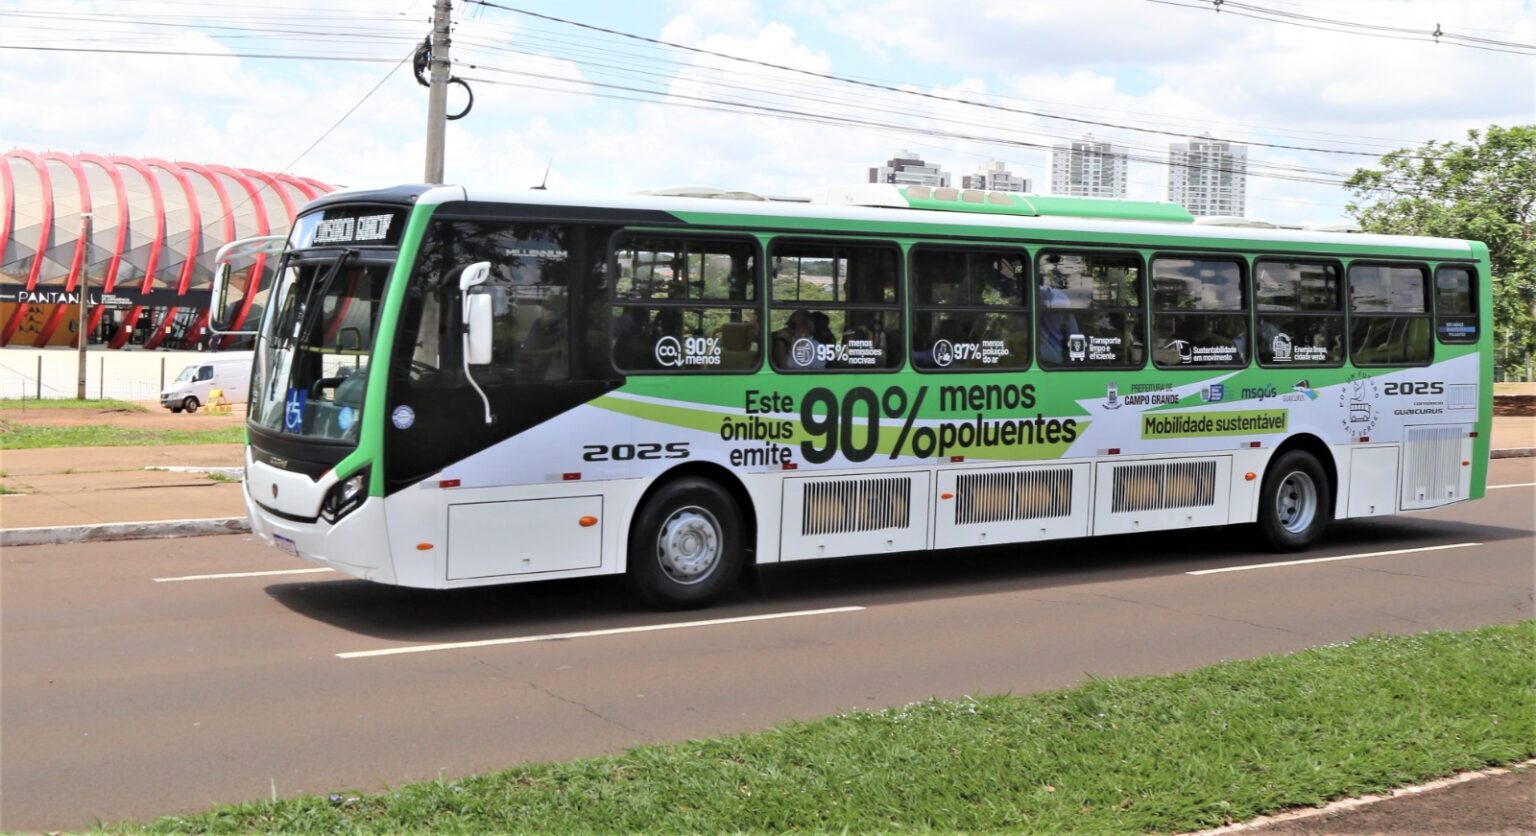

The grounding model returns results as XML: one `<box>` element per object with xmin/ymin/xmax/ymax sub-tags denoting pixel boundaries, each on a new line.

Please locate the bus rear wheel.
<box><xmin>1257</xmin><ymin>450</ymin><xmax>1331</xmax><ymax>552</ymax></box>
<box><xmin>626</xmin><ymin>477</ymin><xmax>744</xmax><ymax>610</ymax></box>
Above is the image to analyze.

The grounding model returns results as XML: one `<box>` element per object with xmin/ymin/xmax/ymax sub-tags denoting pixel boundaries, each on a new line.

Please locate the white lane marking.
<box><xmin>1489</xmin><ymin>482</ymin><xmax>1536</xmax><ymax>490</ymax></box>
<box><xmin>337</xmin><ymin>605</ymin><xmax>867</xmax><ymax>659</ymax></box>
<box><xmin>154</xmin><ymin>568</ymin><xmax>336</xmax><ymax>582</ymax></box>
<box><xmin>1186</xmin><ymin>542</ymin><xmax>1483</xmax><ymax>576</ymax></box>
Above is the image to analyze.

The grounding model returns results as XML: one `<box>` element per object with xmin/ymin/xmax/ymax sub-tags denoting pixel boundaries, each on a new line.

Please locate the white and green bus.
<box><xmin>226</xmin><ymin>183</ymin><xmax>1492</xmax><ymax>608</ymax></box>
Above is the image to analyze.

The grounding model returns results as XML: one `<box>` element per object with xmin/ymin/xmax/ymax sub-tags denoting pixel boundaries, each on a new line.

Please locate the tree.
<box><xmin>1345</xmin><ymin>124</ymin><xmax>1536</xmax><ymax>379</ymax></box>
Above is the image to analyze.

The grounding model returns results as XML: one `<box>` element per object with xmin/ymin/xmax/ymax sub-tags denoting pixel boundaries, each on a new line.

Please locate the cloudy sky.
<box><xmin>3</xmin><ymin>0</ymin><xmax>1532</xmax><ymax>226</ymax></box>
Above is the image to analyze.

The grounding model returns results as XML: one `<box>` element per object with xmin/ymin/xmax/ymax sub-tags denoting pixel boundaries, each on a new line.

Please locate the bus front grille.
<box><xmin>955</xmin><ymin>467</ymin><xmax>1074</xmax><ymax>525</ymax></box>
<box><xmin>801</xmin><ymin>476</ymin><xmax>912</xmax><ymax>536</ymax></box>
<box><xmin>1110</xmin><ymin>460</ymin><xmax>1218</xmax><ymax>513</ymax></box>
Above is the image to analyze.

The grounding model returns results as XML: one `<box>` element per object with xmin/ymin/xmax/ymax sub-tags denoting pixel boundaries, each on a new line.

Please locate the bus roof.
<box><xmin>345</xmin><ymin>183</ymin><xmax>1477</xmax><ymax>260</ymax></box>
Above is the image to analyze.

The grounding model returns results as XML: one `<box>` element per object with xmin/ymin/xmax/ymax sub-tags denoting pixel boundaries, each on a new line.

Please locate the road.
<box><xmin>3</xmin><ymin>458</ymin><xmax>1532</xmax><ymax>831</ymax></box>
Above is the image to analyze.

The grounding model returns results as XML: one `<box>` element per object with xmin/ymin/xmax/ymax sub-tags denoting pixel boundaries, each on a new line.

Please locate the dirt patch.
<box><xmin>0</xmin><ymin>403</ymin><xmax>245</xmax><ymax>431</ymax></box>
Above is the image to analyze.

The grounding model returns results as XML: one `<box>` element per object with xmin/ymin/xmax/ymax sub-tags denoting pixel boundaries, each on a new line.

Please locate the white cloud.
<box><xmin>2</xmin><ymin>0</ymin><xmax>1530</xmax><ymax>226</ymax></box>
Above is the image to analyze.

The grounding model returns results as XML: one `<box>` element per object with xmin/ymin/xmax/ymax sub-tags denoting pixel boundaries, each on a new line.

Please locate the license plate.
<box><xmin>273</xmin><ymin>533</ymin><xmax>299</xmax><ymax>557</ymax></box>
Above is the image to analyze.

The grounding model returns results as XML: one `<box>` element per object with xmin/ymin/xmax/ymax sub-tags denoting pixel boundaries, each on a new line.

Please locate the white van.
<box><xmin>161</xmin><ymin>352</ymin><xmax>253</xmax><ymax>413</ymax></box>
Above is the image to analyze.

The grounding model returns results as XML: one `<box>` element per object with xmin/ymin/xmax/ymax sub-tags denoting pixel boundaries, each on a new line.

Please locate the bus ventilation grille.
<box><xmin>1111</xmin><ymin>460</ymin><xmax>1217</xmax><ymax>513</ymax></box>
<box><xmin>801</xmin><ymin>476</ymin><xmax>912</xmax><ymax>536</ymax></box>
<box><xmin>955</xmin><ymin>468</ymin><xmax>1073</xmax><ymax>525</ymax></box>
<box><xmin>1447</xmin><ymin>384</ymin><xmax>1476</xmax><ymax>411</ymax></box>
<box><xmin>1403</xmin><ymin>425</ymin><xmax>1463</xmax><ymax>508</ymax></box>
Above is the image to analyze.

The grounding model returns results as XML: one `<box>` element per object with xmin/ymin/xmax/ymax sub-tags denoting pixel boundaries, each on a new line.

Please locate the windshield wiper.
<box><xmin>286</xmin><ymin>249</ymin><xmax>357</xmax><ymax>350</ymax></box>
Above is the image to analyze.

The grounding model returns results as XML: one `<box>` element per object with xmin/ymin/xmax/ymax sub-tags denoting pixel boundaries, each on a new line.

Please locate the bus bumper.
<box><xmin>244</xmin><ymin>488</ymin><xmax>397</xmax><ymax>585</ymax></box>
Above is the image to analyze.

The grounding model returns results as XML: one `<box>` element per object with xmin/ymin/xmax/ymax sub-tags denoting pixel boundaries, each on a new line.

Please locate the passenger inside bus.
<box><xmin>1037</xmin><ymin>271</ymin><xmax>1079</xmax><ymax>364</ymax></box>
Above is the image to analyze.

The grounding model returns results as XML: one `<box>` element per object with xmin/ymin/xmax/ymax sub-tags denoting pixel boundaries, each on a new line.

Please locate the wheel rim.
<box><xmin>1275</xmin><ymin>470</ymin><xmax>1318</xmax><ymax>534</ymax></box>
<box><xmin>656</xmin><ymin>506</ymin><xmax>722</xmax><ymax>585</ymax></box>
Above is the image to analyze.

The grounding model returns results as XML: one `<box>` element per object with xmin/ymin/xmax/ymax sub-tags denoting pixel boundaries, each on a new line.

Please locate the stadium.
<box><xmin>1</xmin><ymin>149</ymin><xmax>331</xmax><ymax>349</ymax></box>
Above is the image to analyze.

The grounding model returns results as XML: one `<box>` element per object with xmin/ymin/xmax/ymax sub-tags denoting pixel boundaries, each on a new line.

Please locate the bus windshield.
<box><xmin>248</xmin><ymin>252</ymin><xmax>390</xmax><ymax>442</ymax></box>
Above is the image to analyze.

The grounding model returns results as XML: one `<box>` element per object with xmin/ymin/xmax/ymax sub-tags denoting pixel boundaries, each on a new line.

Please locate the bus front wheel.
<box><xmin>1257</xmin><ymin>450</ymin><xmax>1331</xmax><ymax>552</ymax></box>
<box><xmin>626</xmin><ymin>477</ymin><xmax>744</xmax><ymax>610</ymax></box>
<box><xmin>182</xmin><ymin>397</ymin><xmax>200</xmax><ymax>414</ymax></box>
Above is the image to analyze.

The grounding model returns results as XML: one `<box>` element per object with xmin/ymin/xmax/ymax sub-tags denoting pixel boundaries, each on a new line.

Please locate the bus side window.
<box><xmin>769</xmin><ymin>241</ymin><xmax>902</xmax><ymax>372</ymax></box>
<box><xmin>1150</xmin><ymin>256</ymin><xmax>1247</xmax><ymax>370</ymax></box>
<box><xmin>1034</xmin><ymin>251</ymin><xmax>1144</xmax><ymax>369</ymax></box>
<box><xmin>1434</xmin><ymin>266</ymin><xmax>1478</xmax><ymax>343</ymax></box>
<box><xmin>1348</xmin><ymin>263</ymin><xmax>1432</xmax><ymax>366</ymax></box>
<box><xmin>609</xmin><ymin>236</ymin><xmax>760</xmax><ymax>373</ymax></box>
<box><xmin>909</xmin><ymin>247</ymin><xmax>1030</xmax><ymax>371</ymax></box>
<box><xmin>1255</xmin><ymin>259</ymin><xmax>1345</xmax><ymax>367</ymax></box>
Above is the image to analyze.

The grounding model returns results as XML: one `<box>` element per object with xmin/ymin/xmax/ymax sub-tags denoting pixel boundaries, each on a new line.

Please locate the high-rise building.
<box><xmin>868</xmin><ymin>151</ymin><xmax>951</xmax><ymax>187</ymax></box>
<box><xmin>1167</xmin><ymin>134</ymin><xmax>1248</xmax><ymax>217</ymax></box>
<box><xmin>1049</xmin><ymin>135</ymin><xmax>1128</xmax><ymax>198</ymax></box>
<box><xmin>961</xmin><ymin>159</ymin><xmax>1031</xmax><ymax>192</ymax></box>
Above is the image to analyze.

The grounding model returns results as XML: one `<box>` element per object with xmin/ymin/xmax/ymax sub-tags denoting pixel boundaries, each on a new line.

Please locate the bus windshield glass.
<box><xmin>248</xmin><ymin>253</ymin><xmax>390</xmax><ymax>442</ymax></box>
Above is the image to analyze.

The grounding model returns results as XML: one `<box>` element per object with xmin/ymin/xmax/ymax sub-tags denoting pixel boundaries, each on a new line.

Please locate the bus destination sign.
<box><xmin>291</xmin><ymin>207</ymin><xmax>406</xmax><ymax>248</ymax></box>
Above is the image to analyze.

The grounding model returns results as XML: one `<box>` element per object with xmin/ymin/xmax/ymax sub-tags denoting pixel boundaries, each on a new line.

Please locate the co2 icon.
<box><xmin>654</xmin><ymin>336</ymin><xmax>682</xmax><ymax>368</ymax></box>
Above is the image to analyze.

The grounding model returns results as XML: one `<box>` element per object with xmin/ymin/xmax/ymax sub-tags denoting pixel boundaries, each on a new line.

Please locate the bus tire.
<box><xmin>626</xmin><ymin>477</ymin><xmax>744</xmax><ymax>610</ymax></box>
<box><xmin>1257</xmin><ymin>450</ymin><xmax>1330</xmax><ymax>552</ymax></box>
<box><xmin>182</xmin><ymin>397</ymin><xmax>200</xmax><ymax>414</ymax></box>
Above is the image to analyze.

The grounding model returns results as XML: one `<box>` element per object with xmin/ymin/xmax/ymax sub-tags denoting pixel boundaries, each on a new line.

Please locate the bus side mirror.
<box><xmin>460</xmin><ymin>262</ymin><xmax>493</xmax><ymax>365</ymax></box>
<box><xmin>459</xmin><ymin>261</ymin><xmax>497</xmax><ymax>425</ymax></box>
<box><xmin>210</xmin><ymin>262</ymin><xmax>233</xmax><ymax>333</ymax></box>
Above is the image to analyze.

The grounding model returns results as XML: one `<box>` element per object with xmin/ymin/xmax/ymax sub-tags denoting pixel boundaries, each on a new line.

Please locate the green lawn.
<box><xmin>118</xmin><ymin>621</ymin><xmax>1534</xmax><ymax>834</ymax></box>
<box><xmin>0</xmin><ymin>398</ymin><xmax>146</xmax><ymax>412</ymax></box>
<box><xmin>0</xmin><ymin>423</ymin><xmax>243</xmax><ymax>449</ymax></box>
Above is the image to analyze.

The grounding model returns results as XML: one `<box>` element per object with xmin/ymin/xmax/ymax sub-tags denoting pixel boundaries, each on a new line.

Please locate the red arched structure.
<box><xmin>0</xmin><ymin>151</ymin><xmax>332</xmax><ymax>349</ymax></box>
<box><xmin>0</xmin><ymin>155</ymin><xmax>14</xmax><ymax>280</ymax></box>
<box><xmin>74</xmin><ymin>153</ymin><xmax>131</xmax><ymax>340</ymax></box>
<box><xmin>33</xmin><ymin>153</ymin><xmax>93</xmax><ymax>347</ymax></box>
<box><xmin>105</xmin><ymin>156</ymin><xmax>166</xmax><ymax>349</ymax></box>
<box><xmin>205</xmin><ymin>164</ymin><xmax>274</xmax><ymax>345</ymax></box>
<box><xmin>0</xmin><ymin>150</ymin><xmax>54</xmax><ymax>346</ymax></box>
<box><xmin>141</xmin><ymin>158</ymin><xmax>201</xmax><ymax>350</ymax></box>
<box><xmin>175</xmin><ymin>161</ymin><xmax>237</xmax><ymax>348</ymax></box>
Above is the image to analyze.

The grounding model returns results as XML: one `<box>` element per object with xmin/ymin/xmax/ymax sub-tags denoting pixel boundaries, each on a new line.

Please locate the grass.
<box><xmin>0</xmin><ymin>398</ymin><xmax>145</xmax><ymax>412</ymax></box>
<box><xmin>114</xmin><ymin>621</ymin><xmax>1534</xmax><ymax>834</ymax></box>
<box><xmin>205</xmin><ymin>471</ymin><xmax>238</xmax><ymax>483</ymax></box>
<box><xmin>0</xmin><ymin>423</ymin><xmax>244</xmax><ymax>450</ymax></box>
<box><xmin>0</xmin><ymin>483</ymin><xmax>20</xmax><ymax>495</ymax></box>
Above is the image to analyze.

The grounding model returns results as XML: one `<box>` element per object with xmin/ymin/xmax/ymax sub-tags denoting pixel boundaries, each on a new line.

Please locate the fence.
<box><xmin>0</xmin><ymin>348</ymin><xmax>213</xmax><ymax>402</ymax></box>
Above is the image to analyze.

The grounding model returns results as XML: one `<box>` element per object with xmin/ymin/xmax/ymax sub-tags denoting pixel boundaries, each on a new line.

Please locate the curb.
<box><xmin>0</xmin><ymin>517</ymin><xmax>250</xmax><ymax>547</ymax></box>
<box><xmin>1491</xmin><ymin>447</ymin><xmax>1535</xmax><ymax>459</ymax></box>
<box><xmin>1183</xmin><ymin>758</ymin><xmax>1536</xmax><ymax>835</ymax></box>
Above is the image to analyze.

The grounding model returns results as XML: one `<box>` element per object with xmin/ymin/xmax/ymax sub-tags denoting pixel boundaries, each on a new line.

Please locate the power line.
<box><xmin>452</xmin><ymin>26</ymin><xmax>1413</xmax><ymax>155</ymax></box>
<box><xmin>465</xmin><ymin>0</ymin><xmax>1449</xmax><ymax>160</ymax></box>
<box><xmin>453</xmin><ymin>41</ymin><xmax>1353</xmax><ymax>184</ymax></box>
<box><xmin>0</xmin><ymin>44</ymin><xmax>406</xmax><ymax>62</ymax></box>
<box><xmin>458</xmin><ymin>71</ymin><xmax>1347</xmax><ymax>186</ymax></box>
<box><xmin>1145</xmin><ymin>0</ymin><xmax>1536</xmax><ymax>55</ymax></box>
<box><xmin>205</xmin><ymin>46</ymin><xmax>416</xmax><ymax>231</ymax></box>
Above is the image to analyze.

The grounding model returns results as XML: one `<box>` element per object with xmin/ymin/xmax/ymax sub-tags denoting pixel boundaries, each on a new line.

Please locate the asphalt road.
<box><xmin>3</xmin><ymin>458</ymin><xmax>1532</xmax><ymax>831</ymax></box>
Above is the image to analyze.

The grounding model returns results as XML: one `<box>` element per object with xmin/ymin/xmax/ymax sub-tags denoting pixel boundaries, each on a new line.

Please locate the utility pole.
<box><xmin>423</xmin><ymin>0</ymin><xmax>452</xmax><ymax>184</ymax></box>
<box><xmin>76</xmin><ymin>212</ymin><xmax>93</xmax><ymax>400</ymax></box>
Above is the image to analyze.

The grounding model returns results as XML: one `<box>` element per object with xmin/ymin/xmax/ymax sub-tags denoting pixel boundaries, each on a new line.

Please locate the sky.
<box><xmin>2</xmin><ymin>0</ymin><xmax>1533</xmax><ymax>227</ymax></box>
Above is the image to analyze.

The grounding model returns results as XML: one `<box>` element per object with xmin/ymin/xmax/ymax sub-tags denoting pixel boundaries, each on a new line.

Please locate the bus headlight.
<box><xmin>320</xmin><ymin>468</ymin><xmax>370</xmax><ymax>522</ymax></box>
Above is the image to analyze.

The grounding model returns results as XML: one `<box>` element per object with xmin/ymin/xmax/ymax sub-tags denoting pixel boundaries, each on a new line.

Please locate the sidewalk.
<box><xmin>0</xmin><ymin>443</ymin><xmax>244</xmax><ymax>528</ymax></box>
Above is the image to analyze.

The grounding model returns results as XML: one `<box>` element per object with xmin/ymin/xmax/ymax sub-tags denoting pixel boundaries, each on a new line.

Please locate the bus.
<box><xmin>222</xmin><ymin>183</ymin><xmax>1492</xmax><ymax>608</ymax></box>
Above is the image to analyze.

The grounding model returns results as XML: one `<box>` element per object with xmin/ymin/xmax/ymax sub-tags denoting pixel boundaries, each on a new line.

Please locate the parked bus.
<box><xmin>222</xmin><ymin>184</ymin><xmax>1492</xmax><ymax>608</ymax></box>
